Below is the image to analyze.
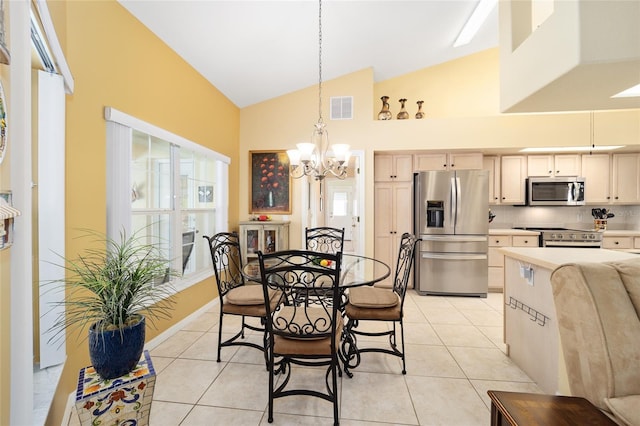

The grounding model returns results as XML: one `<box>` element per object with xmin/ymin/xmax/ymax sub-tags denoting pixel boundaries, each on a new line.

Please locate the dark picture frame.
<box><xmin>249</xmin><ymin>150</ymin><xmax>291</xmax><ymax>214</ymax></box>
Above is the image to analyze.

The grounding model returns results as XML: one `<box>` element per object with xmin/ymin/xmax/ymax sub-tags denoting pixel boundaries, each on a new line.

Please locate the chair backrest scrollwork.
<box><xmin>393</xmin><ymin>233</ymin><xmax>421</xmax><ymax>305</ymax></box>
<box><xmin>258</xmin><ymin>250</ymin><xmax>342</xmax><ymax>340</ymax></box>
<box><xmin>305</xmin><ymin>227</ymin><xmax>345</xmax><ymax>255</ymax></box>
<box><xmin>204</xmin><ymin>232</ymin><xmax>245</xmax><ymax>297</ymax></box>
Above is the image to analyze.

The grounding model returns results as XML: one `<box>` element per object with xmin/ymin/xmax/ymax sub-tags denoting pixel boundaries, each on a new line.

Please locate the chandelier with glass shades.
<box><xmin>287</xmin><ymin>0</ymin><xmax>350</xmax><ymax>181</ymax></box>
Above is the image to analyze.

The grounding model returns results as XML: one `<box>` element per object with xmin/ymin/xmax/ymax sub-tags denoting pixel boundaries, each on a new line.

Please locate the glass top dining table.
<box><xmin>243</xmin><ymin>253</ymin><xmax>391</xmax><ymax>288</ymax></box>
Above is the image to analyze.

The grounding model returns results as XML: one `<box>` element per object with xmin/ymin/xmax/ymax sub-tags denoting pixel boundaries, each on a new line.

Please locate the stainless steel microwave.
<box><xmin>527</xmin><ymin>177</ymin><xmax>585</xmax><ymax>206</ymax></box>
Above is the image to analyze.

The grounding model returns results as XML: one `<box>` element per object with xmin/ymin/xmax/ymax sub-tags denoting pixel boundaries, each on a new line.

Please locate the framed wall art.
<box><xmin>249</xmin><ymin>150</ymin><xmax>291</xmax><ymax>214</ymax></box>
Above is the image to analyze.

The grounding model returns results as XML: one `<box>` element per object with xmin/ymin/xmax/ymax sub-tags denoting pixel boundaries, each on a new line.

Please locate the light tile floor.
<box><xmin>69</xmin><ymin>290</ymin><xmax>543</xmax><ymax>425</ymax></box>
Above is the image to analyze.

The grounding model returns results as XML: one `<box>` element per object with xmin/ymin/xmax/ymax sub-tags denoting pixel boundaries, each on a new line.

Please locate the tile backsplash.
<box><xmin>489</xmin><ymin>205</ymin><xmax>640</xmax><ymax>230</ymax></box>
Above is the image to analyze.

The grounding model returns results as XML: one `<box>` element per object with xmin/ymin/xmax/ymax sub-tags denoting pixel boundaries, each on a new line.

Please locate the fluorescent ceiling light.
<box><xmin>453</xmin><ymin>0</ymin><xmax>497</xmax><ymax>47</ymax></box>
<box><xmin>612</xmin><ymin>83</ymin><xmax>640</xmax><ymax>98</ymax></box>
<box><xmin>520</xmin><ymin>146</ymin><xmax>625</xmax><ymax>153</ymax></box>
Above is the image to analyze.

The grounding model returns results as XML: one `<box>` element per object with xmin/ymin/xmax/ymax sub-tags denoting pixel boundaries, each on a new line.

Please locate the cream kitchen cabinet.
<box><xmin>527</xmin><ymin>154</ymin><xmax>581</xmax><ymax>177</ymax></box>
<box><xmin>581</xmin><ymin>154</ymin><xmax>611</xmax><ymax>204</ymax></box>
<box><xmin>500</xmin><ymin>156</ymin><xmax>527</xmax><ymax>205</ymax></box>
<box><xmin>239</xmin><ymin>221</ymin><xmax>289</xmax><ymax>262</ymax></box>
<box><xmin>601</xmin><ymin>231</ymin><xmax>640</xmax><ymax>251</ymax></box>
<box><xmin>482</xmin><ymin>156</ymin><xmax>501</xmax><ymax>204</ymax></box>
<box><xmin>374</xmin><ymin>181</ymin><xmax>413</xmax><ymax>286</ymax></box>
<box><xmin>612</xmin><ymin>153</ymin><xmax>640</xmax><ymax>204</ymax></box>
<box><xmin>488</xmin><ymin>235</ymin><xmax>511</xmax><ymax>292</ymax></box>
<box><xmin>374</xmin><ymin>154</ymin><xmax>413</xmax><ymax>182</ymax></box>
<box><xmin>488</xmin><ymin>230</ymin><xmax>539</xmax><ymax>291</ymax></box>
<box><xmin>414</xmin><ymin>152</ymin><xmax>482</xmax><ymax>171</ymax></box>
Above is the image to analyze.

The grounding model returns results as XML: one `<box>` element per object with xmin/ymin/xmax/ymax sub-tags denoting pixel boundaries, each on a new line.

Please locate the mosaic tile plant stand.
<box><xmin>75</xmin><ymin>350</ymin><xmax>155</xmax><ymax>426</ymax></box>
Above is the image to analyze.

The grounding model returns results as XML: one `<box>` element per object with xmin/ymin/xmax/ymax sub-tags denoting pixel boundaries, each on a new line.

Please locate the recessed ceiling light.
<box><xmin>612</xmin><ymin>83</ymin><xmax>640</xmax><ymax>98</ymax></box>
<box><xmin>453</xmin><ymin>0</ymin><xmax>498</xmax><ymax>47</ymax></box>
<box><xmin>520</xmin><ymin>146</ymin><xmax>625</xmax><ymax>153</ymax></box>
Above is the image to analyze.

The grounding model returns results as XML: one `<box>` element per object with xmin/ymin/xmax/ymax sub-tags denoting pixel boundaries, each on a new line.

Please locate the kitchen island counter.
<box><xmin>500</xmin><ymin>247</ymin><xmax>638</xmax><ymax>395</ymax></box>
<box><xmin>499</xmin><ymin>247</ymin><xmax>638</xmax><ymax>270</ymax></box>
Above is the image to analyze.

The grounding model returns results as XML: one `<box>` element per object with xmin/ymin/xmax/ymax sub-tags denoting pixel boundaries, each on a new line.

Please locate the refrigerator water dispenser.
<box><xmin>426</xmin><ymin>201</ymin><xmax>444</xmax><ymax>228</ymax></box>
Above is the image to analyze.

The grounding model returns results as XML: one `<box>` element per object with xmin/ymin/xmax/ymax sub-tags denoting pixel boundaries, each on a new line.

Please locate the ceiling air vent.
<box><xmin>330</xmin><ymin>96</ymin><xmax>353</xmax><ymax>120</ymax></box>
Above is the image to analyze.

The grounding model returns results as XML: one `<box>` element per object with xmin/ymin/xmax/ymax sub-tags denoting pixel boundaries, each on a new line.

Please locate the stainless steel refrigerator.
<box><xmin>413</xmin><ymin>170</ymin><xmax>489</xmax><ymax>297</ymax></box>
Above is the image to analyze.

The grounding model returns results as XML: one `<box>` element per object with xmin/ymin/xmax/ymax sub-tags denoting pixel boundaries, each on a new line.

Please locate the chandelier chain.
<box><xmin>286</xmin><ymin>0</ymin><xmax>349</xmax><ymax>181</ymax></box>
<box><xmin>318</xmin><ymin>0</ymin><xmax>323</xmax><ymax>124</ymax></box>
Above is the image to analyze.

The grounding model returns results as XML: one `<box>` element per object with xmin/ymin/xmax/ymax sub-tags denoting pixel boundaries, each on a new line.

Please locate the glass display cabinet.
<box><xmin>239</xmin><ymin>221</ymin><xmax>289</xmax><ymax>262</ymax></box>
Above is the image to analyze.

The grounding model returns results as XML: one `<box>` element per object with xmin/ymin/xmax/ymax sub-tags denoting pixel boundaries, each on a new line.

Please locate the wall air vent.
<box><xmin>330</xmin><ymin>96</ymin><xmax>353</xmax><ymax>120</ymax></box>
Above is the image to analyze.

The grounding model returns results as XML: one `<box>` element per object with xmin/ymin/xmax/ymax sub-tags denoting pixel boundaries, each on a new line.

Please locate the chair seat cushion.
<box><xmin>605</xmin><ymin>395</ymin><xmax>640</xmax><ymax>426</ymax></box>
<box><xmin>223</xmin><ymin>286</ymin><xmax>280</xmax><ymax>317</ymax></box>
<box><xmin>345</xmin><ymin>301</ymin><xmax>401</xmax><ymax>321</ymax></box>
<box><xmin>349</xmin><ymin>287</ymin><xmax>399</xmax><ymax>309</ymax></box>
<box><xmin>226</xmin><ymin>285</ymin><xmax>264</xmax><ymax>305</ymax></box>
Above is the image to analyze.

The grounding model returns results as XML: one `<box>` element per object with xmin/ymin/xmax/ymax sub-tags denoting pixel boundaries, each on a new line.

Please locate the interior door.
<box><xmin>322</xmin><ymin>153</ymin><xmax>363</xmax><ymax>254</ymax></box>
<box><xmin>325</xmin><ymin>178</ymin><xmax>356</xmax><ymax>253</ymax></box>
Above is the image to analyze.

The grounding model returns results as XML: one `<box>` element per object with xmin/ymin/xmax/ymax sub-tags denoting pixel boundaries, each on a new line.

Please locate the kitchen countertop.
<box><xmin>601</xmin><ymin>230</ymin><xmax>640</xmax><ymax>236</ymax></box>
<box><xmin>499</xmin><ymin>247</ymin><xmax>638</xmax><ymax>270</ymax></box>
<box><xmin>489</xmin><ymin>228</ymin><xmax>540</xmax><ymax>236</ymax></box>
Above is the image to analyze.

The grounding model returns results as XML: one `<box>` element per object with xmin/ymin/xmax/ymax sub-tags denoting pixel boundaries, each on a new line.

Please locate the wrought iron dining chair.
<box><xmin>343</xmin><ymin>233</ymin><xmax>420</xmax><ymax>374</ymax></box>
<box><xmin>258</xmin><ymin>249</ymin><xmax>343</xmax><ymax>426</ymax></box>
<box><xmin>203</xmin><ymin>232</ymin><xmax>278</xmax><ymax>364</ymax></box>
<box><xmin>304</xmin><ymin>227</ymin><xmax>345</xmax><ymax>303</ymax></box>
<box><xmin>305</xmin><ymin>226</ymin><xmax>345</xmax><ymax>254</ymax></box>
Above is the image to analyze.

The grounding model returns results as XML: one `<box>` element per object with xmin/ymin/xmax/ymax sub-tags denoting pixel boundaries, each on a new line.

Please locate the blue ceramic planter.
<box><xmin>88</xmin><ymin>316</ymin><xmax>145</xmax><ymax>380</ymax></box>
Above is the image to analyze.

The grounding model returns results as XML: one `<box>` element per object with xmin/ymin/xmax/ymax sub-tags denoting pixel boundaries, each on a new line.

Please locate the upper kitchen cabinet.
<box><xmin>374</xmin><ymin>154</ymin><xmax>413</xmax><ymax>182</ymax></box>
<box><xmin>581</xmin><ymin>154</ymin><xmax>611</xmax><ymax>204</ymax></box>
<box><xmin>414</xmin><ymin>152</ymin><xmax>482</xmax><ymax>171</ymax></box>
<box><xmin>527</xmin><ymin>154</ymin><xmax>581</xmax><ymax>177</ymax></box>
<box><xmin>500</xmin><ymin>156</ymin><xmax>527</xmax><ymax>205</ymax></box>
<box><xmin>483</xmin><ymin>156</ymin><xmax>501</xmax><ymax>205</ymax></box>
<box><xmin>612</xmin><ymin>153</ymin><xmax>640</xmax><ymax>204</ymax></box>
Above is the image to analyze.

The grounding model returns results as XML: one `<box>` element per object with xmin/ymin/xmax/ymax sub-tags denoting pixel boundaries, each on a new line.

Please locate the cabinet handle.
<box><xmin>548</xmin><ymin>170</ymin><xmax>552</xmax><ymax>174</ymax></box>
<box><xmin>524</xmin><ymin>240</ymin><xmax>528</xmax><ymax>243</ymax></box>
<box><xmin>615</xmin><ymin>241</ymin><xmax>619</xmax><ymax>245</ymax></box>
<box><xmin>607</xmin><ymin>196</ymin><xmax>610</xmax><ymax>199</ymax></box>
<box><xmin>443</xmin><ymin>164</ymin><xmax>447</xmax><ymax>168</ymax></box>
<box><xmin>615</xmin><ymin>196</ymin><xmax>619</xmax><ymax>199</ymax></box>
<box><xmin>556</xmin><ymin>170</ymin><xmax>560</xmax><ymax>174</ymax></box>
<box><xmin>451</xmin><ymin>164</ymin><xmax>455</xmax><ymax>167</ymax></box>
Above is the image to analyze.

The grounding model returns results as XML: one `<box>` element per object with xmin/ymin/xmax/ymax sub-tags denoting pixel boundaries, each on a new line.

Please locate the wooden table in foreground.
<box><xmin>487</xmin><ymin>391</ymin><xmax>617</xmax><ymax>426</ymax></box>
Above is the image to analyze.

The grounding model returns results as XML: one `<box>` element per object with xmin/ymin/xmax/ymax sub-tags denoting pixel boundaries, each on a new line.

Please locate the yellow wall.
<box><xmin>44</xmin><ymin>1</ymin><xmax>240</xmax><ymax>424</ymax></box>
<box><xmin>375</xmin><ymin>49</ymin><xmax>501</xmax><ymax>118</ymax></box>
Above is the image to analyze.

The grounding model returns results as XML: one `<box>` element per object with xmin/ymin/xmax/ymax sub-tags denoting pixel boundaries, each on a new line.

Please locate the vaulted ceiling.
<box><xmin>118</xmin><ymin>0</ymin><xmax>498</xmax><ymax>108</ymax></box>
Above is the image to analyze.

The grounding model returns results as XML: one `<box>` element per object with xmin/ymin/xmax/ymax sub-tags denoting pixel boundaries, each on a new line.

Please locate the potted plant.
<box><xmin>47</xmin><ymin>228</ymin><xmax>177</xmax><ymax>379</ymax></box>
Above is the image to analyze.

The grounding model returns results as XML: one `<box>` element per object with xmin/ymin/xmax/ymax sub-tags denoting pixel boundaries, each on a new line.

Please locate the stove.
<box><xmin>513</xmin><ymin>227</ymin><xmax>603</xmax><ymax>248</ymax></box>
